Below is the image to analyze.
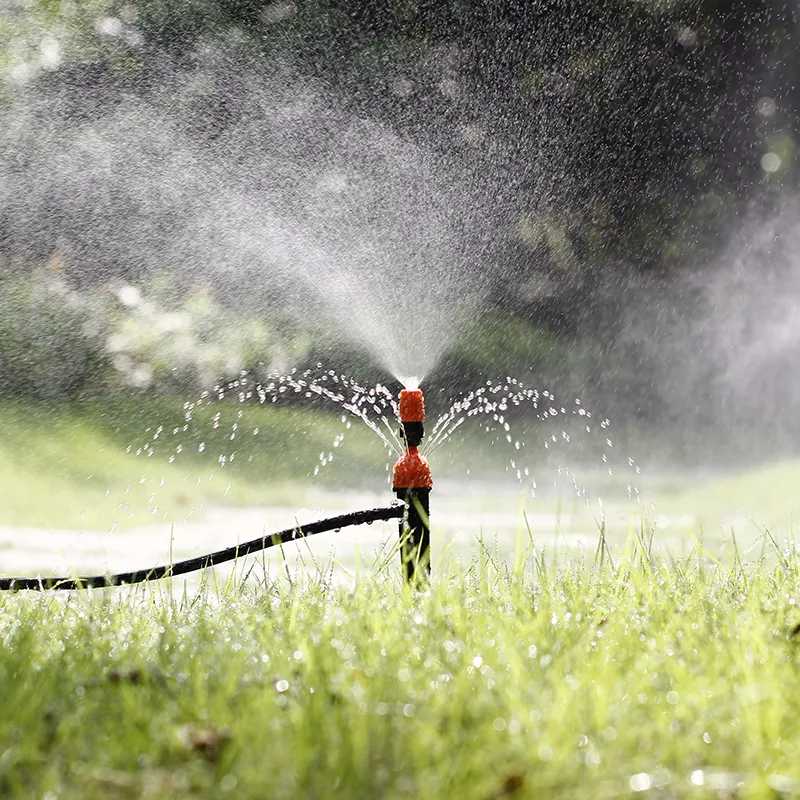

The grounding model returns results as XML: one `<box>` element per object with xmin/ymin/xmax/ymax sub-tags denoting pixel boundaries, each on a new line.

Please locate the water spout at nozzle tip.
<box><xmin>400</xmin><ymin>375</ymin><xmax>420</xmax><ymax>390</ymax></box>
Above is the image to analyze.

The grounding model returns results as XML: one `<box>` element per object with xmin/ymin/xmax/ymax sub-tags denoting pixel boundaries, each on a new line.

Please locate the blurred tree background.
<box><xmin>1</xmin><ymin>0</ymin><xmax>798</xmax><ymax>462</ymax></box>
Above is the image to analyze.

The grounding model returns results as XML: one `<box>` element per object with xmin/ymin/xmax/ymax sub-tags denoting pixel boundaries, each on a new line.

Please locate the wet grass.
<box><xmin>3</xmin><ymin>547</ymin><xmax>800</xmax><ymax>799</ymax></box>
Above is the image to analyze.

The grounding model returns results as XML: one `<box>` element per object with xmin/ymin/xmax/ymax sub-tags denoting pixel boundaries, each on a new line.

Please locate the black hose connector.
<box><xmin>400</xmin><ymin>421</ymin><xmax>424</xmax><ymax>448</ymax></box>
<box><xmin>395</xmin><ymin>488</ymin><xmax>431</xmax><ymax>584</ymax></box>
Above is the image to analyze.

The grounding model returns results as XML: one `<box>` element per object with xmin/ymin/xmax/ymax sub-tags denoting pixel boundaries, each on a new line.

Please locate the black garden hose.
<box><xmin>0</xmin><ymin>504</ymin><xmax>404</xmax><ymax>591</ymax></box>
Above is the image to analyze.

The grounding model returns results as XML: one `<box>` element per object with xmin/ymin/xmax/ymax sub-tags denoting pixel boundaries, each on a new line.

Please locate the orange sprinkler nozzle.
<box><xmin>392</xmin><ymin>446</ymin><xmax>433</xmax><ymax>491</ymax></box>
<box><xmin>399</xmin><ymin>388</ymin><xmax>425</xmax><ymax>423</ymax></box>
<box><xmin>394</xmin><ymin>387</ymin><xmax>432</xmax><ymax>490</ymax></box>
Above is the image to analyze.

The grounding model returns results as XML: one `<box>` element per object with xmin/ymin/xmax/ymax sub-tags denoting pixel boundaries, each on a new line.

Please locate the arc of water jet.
<box><xmin>380</xmin><ymin>415</ymin><xmax>405</xmax><ymax>455</ymax></box>
<box><xmin>423</xmin><ymin>417</ymin><xmax>467</xmax><ymax>457</ymax></box>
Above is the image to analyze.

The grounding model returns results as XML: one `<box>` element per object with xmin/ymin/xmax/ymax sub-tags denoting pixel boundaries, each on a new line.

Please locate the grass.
<box><xmin>0</xmin><ymin>397</ymin><xmax>385</xmax><ymax>529</ymax></box>
<box><xmin>5</xmin><ymin>398</ymin><xmax>800</xmax><ymax>797</ymax></box>
<box><xmin>3</xmin><ymin>545</ymin><xmax>800</xmax><ymax>799</ymax></box>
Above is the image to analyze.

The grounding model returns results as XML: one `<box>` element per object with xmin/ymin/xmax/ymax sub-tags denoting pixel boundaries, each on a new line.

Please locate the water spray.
<box><xmin>0</xmin><ymin>381</ymin><xmax>435</xmax><ymax>591</ymax></box>
<box><xmin>393</xmin><ymin>388</ymin><xmax>433</xmax><ymax>584</ymax></box>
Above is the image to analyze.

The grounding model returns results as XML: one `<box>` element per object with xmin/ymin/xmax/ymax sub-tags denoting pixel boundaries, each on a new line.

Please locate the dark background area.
<box><xmin>1</xmin><ymin>0</ymin><xmax>799</xmax><ymax>463</ymax></box>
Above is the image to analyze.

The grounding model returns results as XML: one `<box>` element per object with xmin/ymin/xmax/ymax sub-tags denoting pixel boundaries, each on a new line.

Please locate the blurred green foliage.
<box><xmin>0</xmin><ymin>268</ymin><xmax>309</xmax><ymax>399</ymax></box>
<box><xmin>103</xmin><ymin>275</ymin><xmax>309</xmax><ymax>392</ymax></box>
<box><xmin>0</xmin><ymin>267</ymin><xmax>110</xmax><ymax>400</ymax></box>
<box><xmin>437</xmin><ymin>312</ymin><xmax>562</xmax><ymax>386</ymax></box>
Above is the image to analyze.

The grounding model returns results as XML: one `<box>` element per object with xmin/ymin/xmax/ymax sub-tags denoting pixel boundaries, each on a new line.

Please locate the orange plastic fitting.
<box><xmin>399</xmin><ymin>388</ymin><xmax>425</xmax><ymax>423</ymax></box>
<box><xmin>392</xmin><ymin>446</ymin><xmax>433</xmax><ymax>490</ymax></box>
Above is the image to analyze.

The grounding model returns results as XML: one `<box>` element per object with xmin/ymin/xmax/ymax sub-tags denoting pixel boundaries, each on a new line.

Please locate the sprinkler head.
<box><xmin>393</xmin><ymin>387</ymin><xmax>432</xmax><ymax>490</ymax></box>
<box><xmin>393</xmin><ymin>387</ymin><xmax>432</xmax><ymax>584</ymax></box>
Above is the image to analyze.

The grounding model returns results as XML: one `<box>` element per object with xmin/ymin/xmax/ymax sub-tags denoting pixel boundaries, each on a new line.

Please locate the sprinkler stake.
<box><xmin>393</xmin><ymin>388</ymin><xmax>432</xmax><ymax>585</ymax></box>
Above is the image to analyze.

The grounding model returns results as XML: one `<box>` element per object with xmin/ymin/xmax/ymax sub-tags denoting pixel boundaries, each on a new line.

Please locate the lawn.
<box><xmin>6</xmin><ymin>396</ymin><xmax>800</xmax><ymax>542</ymax></box>
<box><xmin>5</xmin><ymin>399</ymin><xmax>800</xmax><ymax>798</ymax></box>
<box><xmin>3</xmin><ymin>550</ymin><xmax>800</xmax><ymax>799</ymax></box>
<box><xmin>654</xmin><ymin>460</ymin><xmax>800</xmax><ymax>535</ymax></box>
<box><xmin>0</xmin><ymin>397</ymin><xmax>385</xmax><ymax>529</ymax></box>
